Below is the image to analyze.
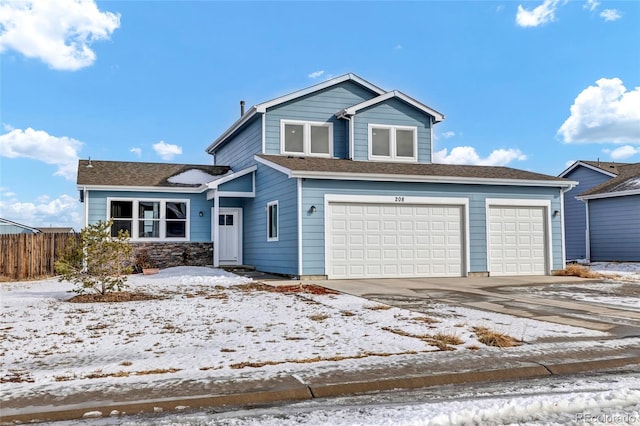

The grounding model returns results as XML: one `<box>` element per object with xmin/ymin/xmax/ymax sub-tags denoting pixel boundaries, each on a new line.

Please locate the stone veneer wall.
<box><xmin>131</xmin><ymin>242</ymin><xmax>213</xmax><ymax>269</ymax></box>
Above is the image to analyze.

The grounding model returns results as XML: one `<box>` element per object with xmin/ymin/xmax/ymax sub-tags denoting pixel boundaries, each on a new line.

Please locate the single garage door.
<box><xmin>488</xmin><ymin>206</ymin><xmax>547</xmax><ymax>276</ymax></box>
<box><xmin>327</xmin><ymin>203</ymin><xmax>464</xmax><ymax>279</ymax></box>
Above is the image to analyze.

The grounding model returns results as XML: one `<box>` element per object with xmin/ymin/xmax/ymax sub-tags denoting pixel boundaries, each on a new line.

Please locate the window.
<box><xmin>368</xmin><ymin>124</ymin><xmax>417</xmax><ymax>162</ymax></box>
<box><xmin>281</xmin><ymin>120</ymin><xmax>332</xmax><ymax>157</ymax></box>
<box><xmin>108</xmin><ymin>198</ymin><xmax>188</xmax><ymax>240</ymax></box>
<box><xmin>267</xmin><ymin>201</ymin><xmax>278</xmax><ymax>241</ymax></box>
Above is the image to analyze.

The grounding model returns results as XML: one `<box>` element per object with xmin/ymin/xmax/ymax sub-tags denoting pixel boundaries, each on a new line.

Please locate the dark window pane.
<box><xmin>284</xmin><ymin>124</ymin><xmax>304</xmax><ymax>153</ymax></box>
<box><xmin>138</xmin><ymin>220</ymin><xmax>159</xmax><ymax>238</ymax></box>
<box><xmin>111</xmin><ymin>220</ymin><xmax>132</xmax><ymax>237</ymax></box>
<box><xmin>111</xmin><ymin>201</ymin><xmax>132</xmax><ymax>219</ymax></box>
<box><xmin>219</xmin><ymin>215</ymin><xmax>225</xmax><ymax>226</ymax></box>
<box><xmin>166</xmin><ymin>222</ymin><xmax>186</xmax><ymax>238</ymax></box>
<box><xmin>138</xmin><ymin>201</ymin><xmax>160</xmax><ymax>219</ymax></box>
<box><xmin>226</xmin><ymin>214</ymin><xmax>233</xmax><ymax>226</ymax></box>
<box><xmin>166</xmin><ymin>202</ymin><xmax>186</xmax><ymax>219</ymax></box>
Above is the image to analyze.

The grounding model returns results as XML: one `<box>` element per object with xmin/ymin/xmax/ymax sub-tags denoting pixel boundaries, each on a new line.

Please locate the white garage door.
<box><xmin>327</xmin><ymin>203</ymin><xmax>464</xmax><ymax>279</ymax></box>
<box><xmin>488</xmin><ymin>206</ymin><xmax>547</xmax><ymax>276</ymax></box>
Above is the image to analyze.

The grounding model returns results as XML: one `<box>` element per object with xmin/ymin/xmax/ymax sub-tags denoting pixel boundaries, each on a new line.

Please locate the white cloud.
<box><xmin>441</xmin><ymin>131</ymin><xmax>456</xmax><ymax>139</ymax></box>
<box><xmin>600</xmin><ymin>9</ymin><xmax>621</xmax><ymax>21</ymax></box>
<box><xmin>0</xmin><ymin>0</ymin><xmax>120</xmax><ymax>71</ymax></box>
<box><xmin>152</xmin><ymin>140</ymin><xmax>182</xmax><ymax>160</ymax></box>
<box><xmin>584</xmin><ymin>0</ymin><xmax>599</xmax><ymax>11</ymax></box>
<box><xmin>516</xmin><ymin>0</ymin><xmax>561</xmax><ymax>27</ymax></box>
<box><xmin>558</xmin><ymin>78</ymin><xmax>640</xmax><ymax>143</ymax></box>
<box><xmin>0</xmin><ymin>127</ymin><xmax>82</xmax><ymax>180</ymax></box>
<box><xmin>0</xmin><ymin>193</ymin><xmax>82</xmax><ymax>229</ymax></box>
<box><xmin>130</xmin><ymin>147</ymin><xmax>142</xmax><ymax>157</ymax></box>
<box><xmin>308</xmin><ymin>70</ymin><xmax>324</xmax><ymax>79</ymax></box>
<box><xmin>604</xmin><ymin>145</ymin><xmax>638</xmax><ymax>160</ymax></box>
<box><xmin>434</xmin><ymin>146</ymin><xmax>527</xmax><ymax>166</ymax></box>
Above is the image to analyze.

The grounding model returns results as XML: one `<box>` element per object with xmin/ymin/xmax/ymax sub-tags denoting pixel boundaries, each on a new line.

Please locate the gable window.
<box><xmin>281</xmin><ymin>120</ymin><xmax>332</xmax><ymax>157</ymax></box>
<box><xmin>267</xmin><ymin>200</ymin><xmax>278</xmax><ymax>241</ymax></box>
<box><xmin>368</xmin><ymin>124</ymin><xmax>417</xmax><ymax>162</ymax></box>
<box><xmin>108</xmin><ymin>198</ymin><xmax>189</xmax><ymax>240</ymax></box>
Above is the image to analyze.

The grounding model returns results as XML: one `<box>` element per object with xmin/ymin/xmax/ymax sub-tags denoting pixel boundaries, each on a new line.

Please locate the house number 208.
<box><xmin>395</xmin><ymin>196</ymin><xmax>405</xmax><ymax>202</ymax></box>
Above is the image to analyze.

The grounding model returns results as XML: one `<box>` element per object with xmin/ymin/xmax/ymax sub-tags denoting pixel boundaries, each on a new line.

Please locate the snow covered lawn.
<box><xmin>0</xmin><ymin>264</ymin><xmax>634</xmax><ymax>401</ymax></box>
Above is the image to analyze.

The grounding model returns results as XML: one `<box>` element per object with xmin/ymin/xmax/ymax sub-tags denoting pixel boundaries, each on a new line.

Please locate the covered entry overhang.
<box><xmin>207</xmin><ymin>165</ymin><xmax>256</xmax><ymax>267</ymax></box>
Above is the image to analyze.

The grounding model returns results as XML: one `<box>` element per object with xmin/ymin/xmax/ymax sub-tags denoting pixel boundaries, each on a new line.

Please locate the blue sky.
<box><xmin>1</xmin><ymin>0</ymin><xmax>639</xmax><ymax>230</ymax></box>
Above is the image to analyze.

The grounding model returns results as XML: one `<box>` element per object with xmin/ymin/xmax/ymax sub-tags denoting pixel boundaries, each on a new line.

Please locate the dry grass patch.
<box><xmin>68</xmin><ymin>292</ymin><xmax>163</xmax><ymax>303</ymax></box>
<box><xmin>309</xmin><ymin>313</ymin><xmax>330</xmax><ymax>322</ymax></box>
<box><xmin>229</xmin><ymin>350</ymin><xmax>421</xmax><ymax>369</ymax></box>
<box><xmin>554</xmin><ymin>264</ymin><xmax>600</xmax><ymax>278</ymax></box>
<box><xmin>382</xmin><ymin>327</ymin><xmax>462</xmax><ymax>351</ymax></box>
<box><xmin>413</xmin><ymin>316</ymin><xmax>440</xmax><ymax>324</ymax></box>
<box><xmin>366</xmin><ymin>304</ymin><xmax>392</xmax><ymax>311</ymax></box>
<box><xmin>473</xmin><ymin>326</ymin><xmax>521</xmax><ymax>348</ymax></box>
<box><xmin>233</xmin><ymin>283</ymin><xmax>339</xmax><ymax>295</ymax></box>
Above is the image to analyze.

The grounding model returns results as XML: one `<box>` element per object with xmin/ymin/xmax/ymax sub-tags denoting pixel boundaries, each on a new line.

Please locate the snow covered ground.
<box><xmin>1</xmin><ymin>262</ymin><xmax>638</xmax><ymax>417</ymax></box>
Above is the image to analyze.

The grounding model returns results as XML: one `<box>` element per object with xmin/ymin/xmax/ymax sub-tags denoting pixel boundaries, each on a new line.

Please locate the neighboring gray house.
<box><xmin>78</xmin><ymin>73</ymin><xmax>575</xmax><ymax>278</ymax></box>
<box><xmin>0</xmin><ymin>218</ymin><xmax>40</xmax><ymax>235</ymax></box>
<box><xmin>576</xmin><ymin>163</ymin><xmax>640</xmax><ymax>262</ymax></box>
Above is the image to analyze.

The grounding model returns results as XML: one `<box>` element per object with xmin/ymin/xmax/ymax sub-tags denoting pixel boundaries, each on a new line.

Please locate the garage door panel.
<box><xmin>328</xmin><ymin>202</ymin><xmax>464</xmax><ymax>279</ymax></box>
<box><xmin>489</xmin><ymin>205</ymin><xmax>547</xmax><ymax>276</ymax></box>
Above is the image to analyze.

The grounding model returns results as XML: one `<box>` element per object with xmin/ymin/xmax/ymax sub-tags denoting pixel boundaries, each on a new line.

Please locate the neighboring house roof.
<box><xmin>205</xmin><ymin>73</ymin><xmax>441</xmax><ymax>153</ymax></box>
<box><xmin>77</xmin><ymin>160</ymin><xmax>231</xmax><ymax>190</ymax></box>
<box><xmin>256</xmin><ymin>155</ymin><xmax>574</xmax><ymax>187</ymax></box>
<box><xmin>559</xmin><ymin>160</ymin><xmax>629</xmax><ymax>178</ymax></box>
<box><xmin>336</xmin><ymin>90</ymin><xmax>445</xmax><ymax>123</ymax></box>
<box><xmin>36</xmin><ymin>227</ymin><xmax>75</xmax><ymax>233</ymax></box>
<box><xmin>0</xmin><ymin>217</ymin><xmax>41</xmax><ymax>233</ymax></box>
<box><xmin>578</xmin><ymin>163</ymin><xmax>640</xmax><ymax>199</ymax></box>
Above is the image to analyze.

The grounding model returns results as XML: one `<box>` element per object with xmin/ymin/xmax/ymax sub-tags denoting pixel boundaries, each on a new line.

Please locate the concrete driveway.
<box><xmin>300</xmin><ymin>275</ymin><xmax>640</xmax><ymax>339</ymax></box>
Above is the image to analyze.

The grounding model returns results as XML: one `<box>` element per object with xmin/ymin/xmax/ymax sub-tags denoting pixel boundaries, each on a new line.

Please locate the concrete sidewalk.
<box><xmin>3</xmin><ymin>275</ymin><xmax>640</xmax><ymax>424</ymax></box>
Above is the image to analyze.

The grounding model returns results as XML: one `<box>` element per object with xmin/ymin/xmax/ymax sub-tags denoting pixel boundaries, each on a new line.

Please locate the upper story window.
<box><xmin>368</xmin><ymin>124</ymin><xmax>417</xmax><ymax>162</ymax></box>
<box><xmin>109</xmin><ymin>198</ymin><xmax>189</xmax><ymax>240</ymax></box>
<box><xmin>281</xmin><ymin>120</ymin><xmax>333</xmax><ymax>157</ymax></box>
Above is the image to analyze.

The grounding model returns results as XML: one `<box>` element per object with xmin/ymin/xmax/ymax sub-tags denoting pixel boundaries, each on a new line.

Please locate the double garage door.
<box><xmin>327</xmin><ymin>202</ymin><xmax>464</xmax><ymax>279</ymax></box>
<box><xmin>326</xmin><ymin>201</ymin><xmax>548</xmax><ymax>279</ymax></box>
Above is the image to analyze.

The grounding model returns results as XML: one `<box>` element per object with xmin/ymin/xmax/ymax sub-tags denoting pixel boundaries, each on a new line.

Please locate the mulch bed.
<box><xmin>68</xmin><ymin>292</ymin><xmax>163</xmax><ymax>303</ymax></box>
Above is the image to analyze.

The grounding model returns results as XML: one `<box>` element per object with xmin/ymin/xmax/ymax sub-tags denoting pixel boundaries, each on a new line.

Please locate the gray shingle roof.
<box><xmin>257</xmin><ymin>155</ymin><xmax>569</xmax><ymax>183</ymax></box>
<box><xmin>579</xmin><ymin>163</ymin><xmax>640</xmax><ymax>197</ymax></box>
<box><xmin>77</xmin><ymin>160</ymin><xmax>230</xmax><ymax>188</ymax></box>
<box><xmin>580</xmin><ymin>160</ymin><xmax>629</xmax><ymax>176</ymax></box>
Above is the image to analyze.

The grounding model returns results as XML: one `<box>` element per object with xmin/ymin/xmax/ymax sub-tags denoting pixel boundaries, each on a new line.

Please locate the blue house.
<box><xmin>559</xmin><ymin>160</ymin><xmax>628</xmax><ymax>261</ymax></box>
<box><xmin>78</xmin><ymin>74</ymin><xmax>575</xmax><ymax>278</ymax></box>
<box><xmin>571</xmin><ymin>162</ymin><xmax>639</xmax><ymax>262</ymax></box>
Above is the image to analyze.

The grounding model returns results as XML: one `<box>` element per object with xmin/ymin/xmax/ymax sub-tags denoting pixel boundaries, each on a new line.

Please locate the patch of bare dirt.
<box><xmin>68</xmin><ymin>292</ymin><xmax>163</xmax><ymax>303</ymax></box>
<box><xmin>234</xmin><ymin>282</ymin><xmax>340</xmax><ymax>295</ymax></box>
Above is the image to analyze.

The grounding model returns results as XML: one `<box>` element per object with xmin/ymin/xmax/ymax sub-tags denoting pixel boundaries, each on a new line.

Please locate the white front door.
<box><xmin>218</xmin><ymin>208</ymin><xmax>242</xmax><ymax>265</ymax></box>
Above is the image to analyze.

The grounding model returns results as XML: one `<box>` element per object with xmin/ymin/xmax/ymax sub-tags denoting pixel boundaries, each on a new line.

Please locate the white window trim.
<box><xmin>280</xmin><ymin>119</ymin><xmax>333</xmax><ymax>157</ymax></box>
<box><xmin>267</xmin><ymin>200</ymin><xmax>279</xmax><ymax>242</ymax></box>
<box><xmin>107</xmin><ymin>197</ymin><xmax>190</xmax><ymax>241</ymax></box>
<box><xmin>368</xmin><ymin>123</ymin><xmax>418</xmax><ymax>162</ymax></box>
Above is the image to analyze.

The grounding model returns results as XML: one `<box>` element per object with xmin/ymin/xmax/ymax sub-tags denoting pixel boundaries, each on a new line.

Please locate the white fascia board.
<box><xmin>205</xmin><ymin>106</ymin><xmax>259</xmax><ymax>153</ymax></box>
<box><xmin>559</xmin><ymin>161</ymin><xmax>618</xmax><ymax>178</ymax></box>
<box><xmin>254</xmin><ymin>155</ymin><xmax>293</xmax><ymax>177</ymax></box>
<box><xmin>79</xmin><ymin>185</ymin><xmax>208</xmax><ymax>193</ymax></box>
<box><xmin>207</xmin><ymin>165</ymin><xmax>257</xmax><ymax>189</ymax></box>
<box><xmin>577</xmin><ymin>188</ymin><xmax>640</xmax><ymax>200</ymax></box>
<box><xmin>255</xmin><ymin>73</ymin><xmax>385</xmax><ymax>113</ymax></box>
<box><xmin>288</xmin><ymin>170</ymin><xmax>576</xmax><ymax>188</ymax></box>
<box><xmin>339</xmin><ymin>91</ymin><xmax>445</xmax><ymax>123</ymax></box>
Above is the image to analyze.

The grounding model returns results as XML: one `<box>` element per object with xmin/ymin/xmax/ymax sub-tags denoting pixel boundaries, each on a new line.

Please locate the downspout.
<box><xmin>559</xmin><ymin>184</ymin><xmax>574</xmax><ymax>268</ymax></box>
<box><xmin>297</xmin><ymin>178</ymin><xmax>303</xmax><ymax>277</ymax></box>
<box><xmin>584</xmin><ymin>199</ymin><xmax>590</xmax><ymax>263</ymax></box>
<box><xmin>349</xmin><ymin>116</ymin><xmax>354</xmax><ymax>160</ymax></box>
<box><xmin>213</xmin><ymin>190</ymin><xmax>220</xmax><ymax>267</ymax></box>
<box><xmin>83</xmin><ymin>187</ymin><xmax>89</xmax><ymax>228</ymax></box>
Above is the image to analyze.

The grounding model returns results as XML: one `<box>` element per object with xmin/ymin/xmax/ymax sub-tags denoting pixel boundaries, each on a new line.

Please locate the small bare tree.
<box><xmin>56</xmin><ymin>220</ymin><xmax>134</xmax><ymax>295</ymax></box>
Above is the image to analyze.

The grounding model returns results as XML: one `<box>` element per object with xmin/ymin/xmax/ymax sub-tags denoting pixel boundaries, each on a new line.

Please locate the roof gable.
<box><xmin>0</xmin><ymin>218</ymin><xmax>40</xmax><ymax>233</ymax></box>
<box><xmin>559</xmin><ymin>160</ymin><xmax>627</xmax><ymax>178</ymax></box>
<box><xmin>337</xmin><ymin>90</ymin><xmax>444</xmax><ymax>122</ymax></box>
<box><xmin>77</xmin><ymin>160</ymin><xmax>230</xmax><ymax>189</ymax></box>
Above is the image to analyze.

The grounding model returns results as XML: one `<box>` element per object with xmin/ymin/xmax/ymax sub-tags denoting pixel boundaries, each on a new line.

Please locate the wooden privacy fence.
<box><xmin>0</xmin><ymin>233</ymin><xmax>81</xmax><ymax>281</ymax></box>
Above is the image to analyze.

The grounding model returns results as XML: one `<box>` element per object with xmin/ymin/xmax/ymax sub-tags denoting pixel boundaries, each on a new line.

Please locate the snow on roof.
<box><xmin>167</xmin><ymin>169</ymin><xmax>222</xmax><ymax>185</ymax></box>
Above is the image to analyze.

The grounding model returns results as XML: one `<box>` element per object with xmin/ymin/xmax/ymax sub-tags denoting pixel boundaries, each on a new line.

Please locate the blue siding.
<box><xmin>218</xmin><ymin>172</ymin><xmax>253</xmax><ymax>192</ymax></box>
<box><xmin>0</xmin><ymin>224</ymin><xmax>36</xmax><ymax>234</ymax></box>
<box><xmin>563</xmin><ymin>167</ymin><xmax>612</xmax><ymax>260</ymax></box>
<box><xmin>241</xmin><ymin>164</ymin><xmax>298</xmax><ymax>275</ymax></box>
<box><xmin>352</xmin><ymin>98</ymin><xmax>432</xmax><ymax>163</ymax></box>
<box><xmin>213</xmin><ymin>115</ymin><xmax>262</xmax><ymax>170</ymax></box>
<box><xmin>265</xmin><ymin>81</ymin><xmax>378</xmax><ymax>158</ymax></box>
<box><xmin>86</xmin><ymin>191</ymin><xmax>213</xmax><ymax>242</ymax></box>
<box><xmin>589</xmin><ymin>195</ymin><xmax>640</xmax><ymax>261</ymax></box>
<box><xmin>300</xmin><ymin>180</ymin><xmax>563</xmax><ymax>276</ymax></box>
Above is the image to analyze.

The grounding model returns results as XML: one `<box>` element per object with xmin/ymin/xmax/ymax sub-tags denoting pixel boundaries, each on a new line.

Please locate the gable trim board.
<box><xmin>336</xmin><ymin>90</ymin><xmax>445</xmax><ymax>123</ymax></box>
<box><xmin>324</xmin><ymin>194</ymin><xmax>470</xmax><ymax>279</ymax></box>
<box><xmin>559</xmin><ymin>161</ymin><xmax>622</xmax><ymax>179</ymax></box>
<box><xmin>485</xmin><ymin>198</ymin><xmax>552</xmax><ymax>276</ymax></box>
